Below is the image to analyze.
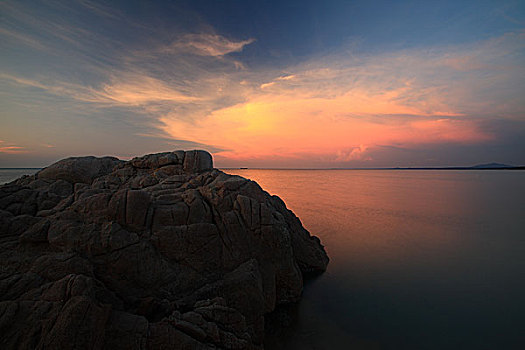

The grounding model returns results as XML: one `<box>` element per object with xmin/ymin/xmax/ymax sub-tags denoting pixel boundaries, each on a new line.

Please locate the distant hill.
<box><xmin>386</xmin><ymin>163</ymin><xmax>524</xmax><ymax>170</ymax></box>
<box><xmin>470</xmin><ymin>163</ymin><xmax>514</xmax><ymax>169</ymax></box>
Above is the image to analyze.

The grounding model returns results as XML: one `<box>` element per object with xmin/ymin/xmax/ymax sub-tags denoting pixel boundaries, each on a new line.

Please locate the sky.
<box><xmin>1</xmin><ymin>0</ymin><xmax>524</xmax><ymax>168</ymax></box>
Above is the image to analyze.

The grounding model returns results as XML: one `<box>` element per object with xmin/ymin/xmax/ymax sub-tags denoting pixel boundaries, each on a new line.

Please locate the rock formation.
<box><xmin>0</xmin><ymin>150</ymin><xmax>328</xmax><ymax>349</ymax></box>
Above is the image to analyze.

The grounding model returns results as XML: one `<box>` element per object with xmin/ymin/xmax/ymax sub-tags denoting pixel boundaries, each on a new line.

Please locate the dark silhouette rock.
<box><xmin>37</xmin><ymin>156</ymin><xmax>123</xmax><ymax>184</ymax></box>
<box><xmin>0</xmin><ymin>150</ymin><xmax>328</xmax><ymax>349</ymax></box>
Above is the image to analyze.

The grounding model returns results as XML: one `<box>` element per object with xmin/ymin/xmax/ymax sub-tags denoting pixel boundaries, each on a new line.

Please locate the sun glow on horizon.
<box><xmin>160</xmin><ymin>79</ymin><xmax>492</xmax><ymax>163</ymax></box>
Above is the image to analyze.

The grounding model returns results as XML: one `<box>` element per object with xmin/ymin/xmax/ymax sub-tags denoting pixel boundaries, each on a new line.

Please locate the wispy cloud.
<box><xmin>95</xmin><ymin>74</ymin><xmax>201</xmax><ymax>105</ymax></box>
<box><xmin>260</xmin><ymin>82</ymin><xmax>275</xmax><ymax>89</ymax></box>
<box><xmin>277</xmin><ymin>75</ymin><xmax>295</xmax><ymax>81</ymax></box>
<box><xmin>0</xmin><ymin>27</ymin><xmax>47</xmax><ymax>50</ymax></box>
<box><xmin>1</xmin><ymin>73</ymin><xmax>200</xmax><ymax>106</ymax></box>
<box><xmin>335</xmin><ymin>145</ymin><xmax>369</xmax><ymax>162</ymax></box>
<box><xmin>76</xmin><ymin>0</ymin><xmax>123</xmax><ymax>20</ymax></box>
<box><xmin>0</xmin><ymin>141</ymin><xmax>26</xmax><ymax>154</ymax></box>
<box><xmin>163</xmin><ymin>33</ymin><xmax>255</xmax><ymax>57</ymax></box>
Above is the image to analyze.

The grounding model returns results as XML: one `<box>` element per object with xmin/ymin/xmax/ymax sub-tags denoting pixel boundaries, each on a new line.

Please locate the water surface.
<box><xmin>0</xmin><ymin>168</ymin><xmax>39</xmax><ymax>185</ymax></box>
<box><xmin>224</xmin><ymin>169</ymin><xmax>525</xmax><ymax>349</ymax></box>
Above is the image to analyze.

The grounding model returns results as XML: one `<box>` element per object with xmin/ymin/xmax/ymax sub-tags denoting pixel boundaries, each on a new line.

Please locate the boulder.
<box><xmin>37</xmin><ymin>156</ymin><xmax>123</xmax><ymax>184</ymax></box>
<box><xmin>0</xmin><ymin>150</ymin><xmax>328</xmax><ymax>349</ymax></box>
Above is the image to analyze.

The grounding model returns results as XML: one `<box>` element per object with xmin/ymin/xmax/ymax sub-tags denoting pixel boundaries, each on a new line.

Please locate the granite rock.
<box><xmin>0</xmin><ymin>150</ymin><xmax>328</xmax><ymax>349</ymax></box>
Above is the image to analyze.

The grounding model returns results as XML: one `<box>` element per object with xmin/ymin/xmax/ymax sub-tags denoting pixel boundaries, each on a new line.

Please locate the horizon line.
<box><xmin>2</xmin><ymin>160</ymin><xmax>525</xmax><ymax>171</ymax></box>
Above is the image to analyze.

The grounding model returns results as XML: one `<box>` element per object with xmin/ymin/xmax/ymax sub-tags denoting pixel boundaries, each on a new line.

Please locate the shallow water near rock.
<box><xmin>224</xmin><ymin>169</ymin><xmax>525</xmax><ymax>349</ymax></box>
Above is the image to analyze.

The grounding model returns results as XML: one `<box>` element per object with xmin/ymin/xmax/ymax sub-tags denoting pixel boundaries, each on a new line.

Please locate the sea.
<box><xmin>1</xmin><ymin>168</ymin><xmax>524</xmax><ymax>349</ymax></box>
<box><xmin>224</xmin><ymin>169</ymin><xmax>525</xmax><ymax>349</ymax></box>
<box><xmin>0</xmin><ymin>168</ymin><xmax>40</xmax><ymax>185</ymax></box>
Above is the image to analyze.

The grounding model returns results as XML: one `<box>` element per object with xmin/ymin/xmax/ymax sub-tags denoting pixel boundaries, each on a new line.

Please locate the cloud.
<box><xmin>1</xmin><ymin>73</ymin><xmax>200</xmax><ymax>107</ymax></box>
<box><xmin>0</xmin><ymin>27</ymin><xmax>47</xmax><ymax>50</ymax></box>
<box><xmin>76</xmin><ymin>0</ymin><xmax>123</xmax><ymax>20</ymax></box>
<box><xmin>164</xmin><ymin>34</ymin><xmax>255</xmax><ymax>57</ymax></box>
<box><xmin>5</xmin><ymin>30</ymin><xmax>519</xmax><ymax>165</ymax></box>
<box><xmin>2</xmin><ymin>0</ymin><xmax>523</xmax><ymax>168</ymax></box>
<box><xmin>260</xmin><ymin>82</ymin><xmax>275</xmax><ymax>89</ymax></box>
<box><xmin>0</xmin><ymin>141</ymin><xmax>26</xmax><ymax>154</ymax></box>
<box><xmin>95</xmin><ymin>74</ymin><xmax>201</xmax><ymax>105</ymax></box>
<box><xmin>260</xmin><ymin>75</ymin><xmax>297</xmax><ymax>89</ymax></box>
<box><xmin>156</xmin><ymin>32</ymin><xmax>524</xmax><ymax>164</ymax></box>
<box><xmin>159</xmin><ymin>92</ymin><xmax>492</xmax><ymax>162</ymax></box>
<box><xmin>277</xmin><ymin>75</ymin><xmax>295</xmax><ymax>81</ymax></box>
<box><xmin>335</xmin><ymin>145</ymin><xmax>369</xmax><ymax>162</ymax></box>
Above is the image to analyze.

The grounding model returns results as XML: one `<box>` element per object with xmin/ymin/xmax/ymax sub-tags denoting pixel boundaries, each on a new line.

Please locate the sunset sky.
<box><xmin>1</xmin><ymin>0</ymin><xmax>524</xmax><ymax>168</ymax></box>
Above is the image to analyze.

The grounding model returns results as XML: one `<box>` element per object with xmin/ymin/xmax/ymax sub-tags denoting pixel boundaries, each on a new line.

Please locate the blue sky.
<box><xmin>1</xmin><ymin>0</ymin><xmax>524</xmax><ymax>167</ymax></box>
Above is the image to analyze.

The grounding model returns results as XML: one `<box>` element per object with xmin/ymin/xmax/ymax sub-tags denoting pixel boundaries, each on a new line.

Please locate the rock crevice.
<box><xmin>0</xmin><ymin>150</ymin><xmax>328</xmax><ymax>349</ymax></box>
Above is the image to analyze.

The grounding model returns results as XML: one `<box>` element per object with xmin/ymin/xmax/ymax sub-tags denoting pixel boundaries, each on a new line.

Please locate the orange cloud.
<box><xmin>0</xmin><ymin>141</ymin><xmax>26</xmax><ymax>154</ymax></box>
<box><xmin>335</xmin><ymin>145</ymin><xmax>370</xmax><ymax>162</ymax></box>
<box><xmin>96</xmin><ymin>74</ymin><xmax>200</xmax><ymax>105</ymax></box>
<box><xmin>160</xmin><ymin>89</ymin><xmax>491</xmax><ymax>162</ymax></box>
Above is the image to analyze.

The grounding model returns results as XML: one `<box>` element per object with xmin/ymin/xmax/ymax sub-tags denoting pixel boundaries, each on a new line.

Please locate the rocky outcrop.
<box><xmin>0</xmin><ymin>150</ymin><xmax>328</xmax><ymax>349</ymax></box>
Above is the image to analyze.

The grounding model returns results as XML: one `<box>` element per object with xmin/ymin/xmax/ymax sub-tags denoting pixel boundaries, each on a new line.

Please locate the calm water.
<box><xmin>224</xmin><ymin>169</ymin><xmax>525</xmax><ymax>349</ymax></box>
<box><xmin>0</xmin><ymin>168</ymin><xmax>39</xmax><ymax>185</ymax></box>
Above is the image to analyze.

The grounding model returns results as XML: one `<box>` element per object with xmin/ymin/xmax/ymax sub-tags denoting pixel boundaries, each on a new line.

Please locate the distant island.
<box><xmin>469</xmin><ymin>163</ymin><xmax>517</xmax><ymax>169</ymax></box>
<box><xmin>391</xmin><ymin>163</ymin><xmax>525</xmax><ymax>170</ymax></box>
